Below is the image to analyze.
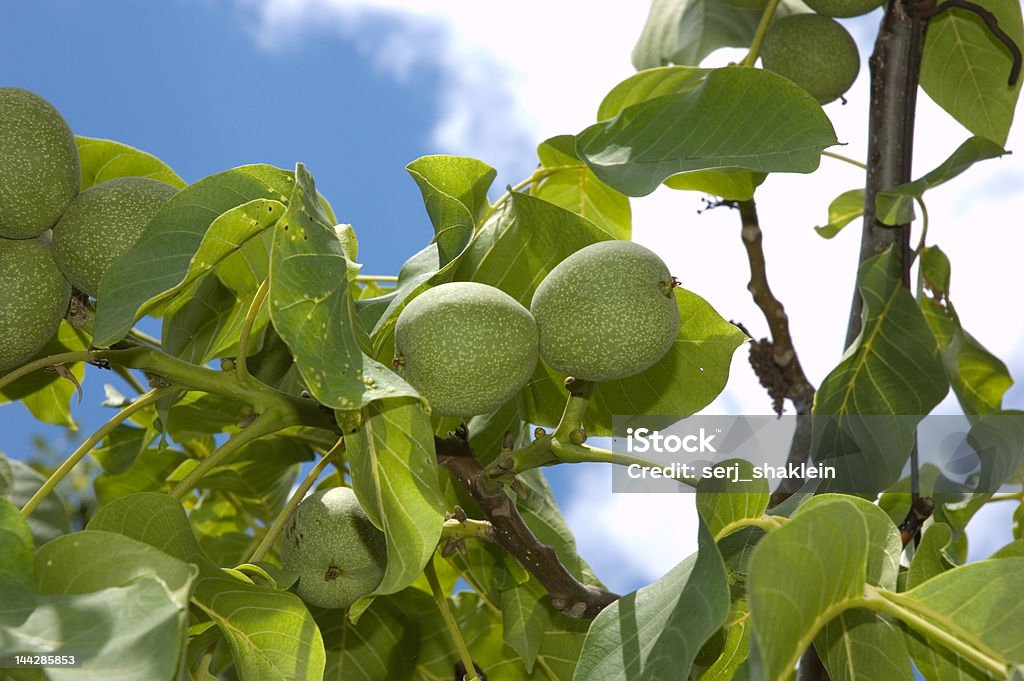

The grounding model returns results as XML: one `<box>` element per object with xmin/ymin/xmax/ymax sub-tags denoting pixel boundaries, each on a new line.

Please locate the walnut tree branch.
<box><xmin>736</xmin><ymin>199</ymin><xmax>817</xmax><ymax>506</ymax></box>
<box><xmin>435</xmin><ymin>432</ymin><xmax>619</xmax><ymax>619</ymax></box>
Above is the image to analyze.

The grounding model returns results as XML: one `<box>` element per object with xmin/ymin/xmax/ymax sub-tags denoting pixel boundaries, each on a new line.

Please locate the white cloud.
<box><xmin>242</xmin><ymin>0</ymin><xmax>1022</xmax><ymax>587</ymax></box>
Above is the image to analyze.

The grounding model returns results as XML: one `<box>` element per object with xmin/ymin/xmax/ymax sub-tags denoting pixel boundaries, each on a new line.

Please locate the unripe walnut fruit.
<box><xmin>530</xmin><ymin>240</ymin><xmax>680</xmax><ymax>382</ymax></box>
<box><xmin>280</xmin><ymin>487</ymin><xmax>387</xmax><ymax>610</ymax></box>
<box><xmin>394</xmin><ymin>282</ymin><xmax>538</xmax><ymax>417</ymax></box>
<box><xmin>760</xmin><ymin>15</ymin><xmax>861</xmax><ymax>105</ymax></box>
<box><xmin>0</xmin><ymin>237</ymin><xmax>72</xmax><ymax>371</ymax></box>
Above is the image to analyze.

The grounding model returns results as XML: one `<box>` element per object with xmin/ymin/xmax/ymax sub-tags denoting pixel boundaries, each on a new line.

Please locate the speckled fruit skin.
<box><xmin>280</xmin><ymin>487</ymin><xmax>387</xmax><ymax>610</ymax></box>
<box><xmin>760</xmin><ymin>15</ymin><xmax>860</xmax><ymax>105</ymax></box>
<box><xmin>803</xmin><ymin>0</ymin><xmax>882</xmax><ymax>17</ymax></box>
<box><xmin>394</xmin><ymin>282</ymin><xmax>539</xmax><ymax>417</ymax></box>
<box><xmin>51</xmin><ymin>177</ymin><xmax>177</xmax><ymax>296</ymax></box>
<box><xmin>530</xmin><ymin>241</ymin><xmax>680</xmax><ymax>382</ymax></box>
<box><xmin>0</xmin><ymin>88</ymin><xmax>81</xmax><ymax>240</ymax></box>
<box><xmin>0</xmin><ymin>237</ymin><xmax>72</xmax><ymax>371</ymax></box>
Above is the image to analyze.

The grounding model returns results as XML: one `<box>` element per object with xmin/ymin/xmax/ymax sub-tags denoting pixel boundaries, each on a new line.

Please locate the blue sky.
<box><xmin>3</xmin><ymin>0</ymin><xmax>1023</xmax><ymax>594</ymax></box>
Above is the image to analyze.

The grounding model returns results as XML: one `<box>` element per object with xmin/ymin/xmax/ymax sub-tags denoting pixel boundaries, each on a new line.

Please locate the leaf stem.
<box><xmin>20</xmin><ymin>388</ymin><xmax>165</xmax><ymax>519</ymax></box>
<box><xmin>112</xmin><ymin>365</ymin><xmax>147</xmax><ymax>394</ymax></box>
<box><xmin>247</xmin><ymin>439</ymin><xmax>341</xmax><ymax>562</ymax></box>
<box><xmin>864</xmin><ymin>586</ymin><xmax>1007</xmax><ymax>677</ymax></box>
<box><xmin>235</xmin><ymin>279</ymin><xmax>270</xmax><ymax>385</ymax></box>
<box><xmin>478</xmin><ymin>166</ymin><xmax>568</xmax><ymax>227</ymax></box>
<box><xmin>354</xmin><ymin>274</ymin><xmax>399</xmax><ymax>283</ymax></box>
<box><xmin>713</xmin><ymin>514</ymin><xmax>788</xmax><ymax>542</ymax></box>
<box><xmin>741</xmin><ymin>0</ymin><xmax>783</xmax><ymax>67</ymax></box>
<box><xmin>0</xmin><ymin>351</ymin><xmax>92</xmax><ymax>393</ymax></box>
<box><xmin>424</xmin><ymin>556</ymin><xmax>480</xmax><ymax>681</ymax></box>
<box><xmin>822</xmin><ymin>150</ymin><xmax>867</xmax><ymax>170</ymax></box>
<box><xmin>169</xmin><ymin>408</ymin><xmax>287</xmax><ymax>498</ymax></box>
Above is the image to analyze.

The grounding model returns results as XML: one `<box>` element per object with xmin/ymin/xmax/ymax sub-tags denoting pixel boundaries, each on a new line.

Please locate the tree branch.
<box><xmin>435</xmin><ymin>433</ymin><xmax>619</xmax><ymax>619</ymax></box>
<box><xmin>736</xmin><ymin>199</ymin><xmax>817</xmax><ymax>506</ymax></box>
<box><xmin>845</xmin><ymin>0</ymin><xmax>928</xmax><ymax>348</ymax></box>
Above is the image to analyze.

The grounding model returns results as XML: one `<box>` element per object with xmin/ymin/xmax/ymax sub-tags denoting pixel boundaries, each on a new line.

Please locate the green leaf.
<box><xmin>696</xmin><ymin>458</ymin><xmax>770</xmax><ymax>541</ymax></box>
<box><xmin>815</xmin><ymin>189</ymin><xmax>864</xmax><ymax>239</ymax></box>
<box><xmin>632</xmin><ymin>0</ymin><xmax>789</xmax><ymax>68</ymax></box>
<box><xmin>94</xmin><ymin>445</ymin><xmax>187</xmax><ymax>505</ymax></box>
<box><xmin>0</xmin><ymin>457</ymin><xmax>70</xmax><ymax>546</ymax></box>
<box><xmin>574</xmin><ymin>519</ymin><xmax>729</xmax><ymax>681</ymax></box>
<box><xmin>577</xmin><ymin>66</ymin><xmax>837</xmax><ymax>196</ymax></box>
<box><xmin>502</xmin><ymin>580</ymin><xmax>553</xmax><ymax>672</ymax></box>
<box><xmin>903</xmin><ymin>558</ymin><xmax>1024</xmax><ymax>679</ymax></box>
<box><xmin>406</xmin><ymin>155</ymin><xmax>496</xmax><ymax>267</ymax></box>
<box><xmin>695</xmin><ymin>601</ymin><xmax>751</xmax><ymax>681</ymax></box>
<box><xmin>0</xmin><ymin>497</ymin><xmax>33</xmax><ymax>590</ymax></box>
<box><xmin>748</xmin><ymin>495</ymin><xmax>870</xmax><ymax>681</ymax></box>
<box><xmin>162</xmin><ymin>274</ymin><xmax>267</xmax><ymax>364</ymax></box>
<box><xmin>876</xmin><ymin>137</ymin><xmax>1007</xmax><ymax>225</ymax></box>
<box><xmin>88</xmin><ymin>493</ymin><xmax>327</xmax><ymax>681</ymax></box>
<box><xmin>920</xmin><ymin>246</ymin><xmax>1013</xmax><ymax>416</ymax></box>
<box><xmin>76</xmin><ymin>136</ymin><xmax>186</xmax><ymax>190</ymax></box>
<box><xmin>920</xmin><ymin>0</ymin><xmax>1024</xmax><ymax>145</ymax></box>
<box><xmin>93</xmin><ymin>164</ymin><xmax>295</xmax><ymax>346</ymax></box>
<box><xmin>93</xmin><ymin>424</ymin><xmax>150</xmax><ymax>474</ymax></box>
<box><xmin>816</xmin><ymin>609</ymin><xmax>914</xmax><ymax>681</ymax></box>
<box><xmin>534</xmin><ymin>135</ymin><xmax>631</xmax><ymax>239</ymax></box>
<box><xmin>344</xmin><ymin>398</ymin><xmax>444</xmax><ymax>612</ymax></box>
<box><xmin>0</xmin><ymin>321</ymin><xmax>89</xmax><ymax>429</ymax></box>
<box><xmin>270</xmin><ymin>164</ymin><xmax>419</xmax><ymax>411</ymax></box>
<box><xmin>0</xmin><ymin>578</ymin><xmax>186</xmax><ymax>681</ymax></box>
<box><xmin>316</xmin><ymin>596</ymin><xmax>417</xmax><ymax>680</ymax></box>
<box><xmin>664</xmin><ymin>169</ymin><xmax>766</xmax><ymax>201</ymax></box>
<box><xmin>907</xmin><ymin>523</ymin><xmax>957</xmax><ymax>589</ymax></box>
<box><xmin>812</xmin><ymin>247</ymin><xmax>948</xmax><ymax>494</ymax></box>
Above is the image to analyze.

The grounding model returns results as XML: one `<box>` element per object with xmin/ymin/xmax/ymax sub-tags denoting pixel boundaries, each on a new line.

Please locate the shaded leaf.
<box><xmin>0</xmin><ymin>497</ymin><xmax>33</xmax><ymax>590</ymax></box>
<box><xmin>577</xmin><ymin>67</ymin><xmax>837</xmax><ymax>196</ymax></box>
<box><xmin>344</xmin><ymin>398</ymin><xmax>445</xmax><ymax>613</ymax></box>
<box><xmin>696</xmin><ymin>458</ymin><xmax>770</xmax><ymax>541</ymax></box>
<box><xmin>0</xmin><ymin>321</ymin><xmax>89</xmax><ymax>429</ymax></box>
<box><xmin>812</xmin><ymin>248</ymin><xmax>948</xmax><ymax>494</ymax></box>
<box><xmin>664</xmin><ymin>169</ymin><xmax>766</xmax><ymax>201</ymax></box>
<box><xmin>270</xmin><ymin>164</ymin><xmax>419</xmax><ymax>410</ymax></box>
<box><xmin>0</xmin><ymin>457</ymin><xmax>70</xmax><ymax>546</ymax></box>
<box><xmin>907</xmin><ymin>522</ymin><xmax>957</xmax><ymax>589</ymax></box>
<box><xmin>502</xmin><ymin>580</ymin><xmax>553</xmax><ymax>672</ymax></box>
<box><xmin>574</xmin><ymin>520</ymin><xmax>729</xmax><ymax>680</ymax></box>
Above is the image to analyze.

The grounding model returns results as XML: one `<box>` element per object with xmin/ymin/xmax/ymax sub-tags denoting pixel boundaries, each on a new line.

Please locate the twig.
<box><xmin>736</xmin><ymin>199</ymin><xmax>817</xmax><ymax>506</ymax></box>
<box><xmin>424</xmin><ymin>557</ymin><xmax>481</xmax><ymax>681</ymax></box>
<box><xmin>435</xmin><ymin>432</ymin><xmax>619</xmax><ymax>619</ymax></box>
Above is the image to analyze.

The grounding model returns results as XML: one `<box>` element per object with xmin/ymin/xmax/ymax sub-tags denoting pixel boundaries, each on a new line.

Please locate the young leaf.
<box><xmin>920</xmin><ymin>0</ymin><xmax>1024</xmax><ymax>145</ymax></box>
<box><xmin>696</xmin><ymin>458</ymin><xmax>770</xmax><ymax>541</ymax></box>
<box><xmin>814</xmin><ymin>189</ymin><xmax>864</xmax><ymax>239</ymax></box>
<box><xmin>269</xmin><ymin>164</ymin><xmax>419</xmax><ymax>410</ymax></box>
<box><xmin>94</xmin><ymin>165</ymin><xmax>295</xmax><ymax>346</ymax></box>
<box><xmin>574</xmin><ymin>520</ymin><xmax>730</xmax><ymax>681</ymax></box>
<box><xmin>76</xmin><ymin>136</ymin><xmax>187</xmax><ymax>190</ymax></box>
<box><xmin>812</xmin><ymin>247</ymin><xmax>948</xmax><ymax>494</ymax></box>
<box><xmin>406</xmin><ymin>155</ymin><xmax>496</xmax><ymax>267</ymax></box>
<box><xmin>919</xmin><ymin>245</ymin><xmax>1013</xmax><ymax>416</ymax></box>
<box><xmin>344</xmin><ymin>398</ymin><xmax>444</xmax><ymax>612</ymax></box>
<box><xmin>577</xmin><ymin>67</ymin><xmax>838</xmax><ymax>196</ymax></box>
<box><xmin>534</xmin><ymin>135</ymin><xmax>631</xmax><ymax>239</ymax></box>
<box><xmin>876</xmin><ymin>137</ymin><xmax>1007</xmax><ymax>225</ymax></box>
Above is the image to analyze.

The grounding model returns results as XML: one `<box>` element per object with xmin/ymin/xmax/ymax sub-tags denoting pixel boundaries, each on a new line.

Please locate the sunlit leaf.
<box><xmin>815</xmin><ymin>189</ymin><xmax>864</xmax><ymax>239</ymax></box>
<box><xmin>76</xmin><ymin>136</ymin><xmax>186</xmax><ymax>190</ymax></box>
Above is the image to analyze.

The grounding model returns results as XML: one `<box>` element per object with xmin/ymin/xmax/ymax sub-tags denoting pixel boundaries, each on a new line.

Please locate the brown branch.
<box><xmin>736</xmin><ymin>199</ymin><xmax>817</xmax><ymax>507</ymax></box>
<box><xmin>435</xmin><ymin>432</ymin><xmax>619</xmax><ymax>619</ymax></box>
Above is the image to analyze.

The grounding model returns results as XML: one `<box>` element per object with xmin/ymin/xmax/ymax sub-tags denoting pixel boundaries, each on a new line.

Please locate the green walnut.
<box><xmin>0</xmin><ymin>237</ymin><xmax>72</xmax><ymax>371</ymax></box>
<box><xmin>530</xmin><ymin>241</ymin><xmax>680</xmax><ymax>382</ymax></box>
<box><xmin>760</xmin><ymin>15</ymin><xmax>861</xmax><ymax>104</ymax></box>
<box><xmin>720</xmin><ymin>0</ymin><xmax>768</xmax><ymax>8</ymax></box>
<box><xmin>394</xmin><ymin>282</ymin><xmax>538</xmax><ymax>417</ymax></box>
<box><xmin>281</xmin><ymin>487</ymin><xmax>387</xmax><ymax>610</ymax></box>
<box><xmin>803</xmin><ymin>0</ymin><xmax>882</xmax><ymax>17</ymax></box>
<box><xmin>51</xmin><ymin>177</ymin><xmax>177</xmax><ymax>296</ymax></box>
<box><xmin>0</xmin><ymin>88</ymin><xmax>81</xmax><ymax>240</ymax></box>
